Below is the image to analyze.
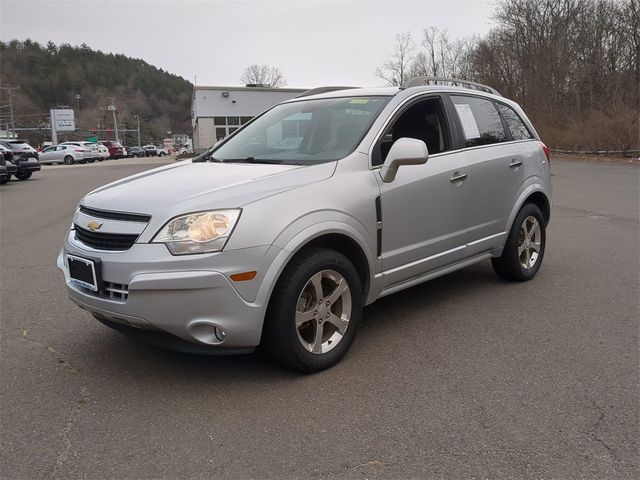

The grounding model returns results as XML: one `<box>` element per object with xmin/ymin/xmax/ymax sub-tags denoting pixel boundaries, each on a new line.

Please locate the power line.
<box><xmin>0</xmin><ymin>84</ymin><xmax>20</xmax><ymax>138</ymax></box>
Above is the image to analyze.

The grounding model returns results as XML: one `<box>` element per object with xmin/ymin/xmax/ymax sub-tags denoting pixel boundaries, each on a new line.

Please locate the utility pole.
<box><xmin>107</xmin><ymin>98</ymin><xmax>119</xmax><ymax>142</ymax></box>
<box><xmin>75</xmin><ymin>94</ymin><xmax>81</xmax><ymax>133</ymax></box>
<box><xmin>0</xmin><ymin>84</ymin><xmax>19</xmax><ymax>139</ymax></box>
<box><xmin>133</xmin><ymin>114</ymin><xmax>141</xmax><ymax>146</ymax></box>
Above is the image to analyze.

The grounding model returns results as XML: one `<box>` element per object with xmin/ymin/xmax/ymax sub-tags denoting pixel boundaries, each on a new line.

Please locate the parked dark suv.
<box><xmin>127</xmin><ymin>146</ymin><xmax>145</xmax><ymax>158</ymax></box>
<box><xmin>0</xmin><ymin>140</ymin><xmax>41</xmax><ymax>180</ymax></box>
<box><xmin>0</xmin><ymin>145</ymin><xmax>17</xmax><ymax>183</ymax></box>
<box><xmin>100</xmin><ymin>140</ymin><xmax>124</xmax><ymax>159</ymax></box>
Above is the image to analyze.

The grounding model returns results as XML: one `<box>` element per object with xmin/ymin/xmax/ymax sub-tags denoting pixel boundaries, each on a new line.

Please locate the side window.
<box><xmin>451</xmin><ymin>95</ymin><xmax>506</xmax><ymax>147</ymax></box>
<box><xmin>495</xmin><ymin>103</ymin><xmax>533</xmax><ymax>141</ymax></box>
<box><xmin>373</xmin><ymin>96</ymin><xmax>450</xmax><ymax>167</ymax></box>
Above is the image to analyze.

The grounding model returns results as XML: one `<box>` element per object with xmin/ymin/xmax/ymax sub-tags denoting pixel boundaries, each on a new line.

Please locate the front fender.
<box><xmin>254</xmin><ymin>219</ymin><xmax>379</xmax><ymax>309</ymax></box>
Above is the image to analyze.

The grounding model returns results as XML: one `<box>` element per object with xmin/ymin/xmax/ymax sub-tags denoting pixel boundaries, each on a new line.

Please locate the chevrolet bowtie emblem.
<box><xmin>87</xmin><ymin>219</ymin><xmax>103</xmax><ymax>231</ymax></box>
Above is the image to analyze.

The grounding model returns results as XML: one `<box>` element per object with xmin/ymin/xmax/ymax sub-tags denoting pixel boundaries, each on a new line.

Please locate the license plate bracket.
<box><xmin>67</xmin><ymin>254</ymin><xmax>101</xmax><ymax>292</ymax></box>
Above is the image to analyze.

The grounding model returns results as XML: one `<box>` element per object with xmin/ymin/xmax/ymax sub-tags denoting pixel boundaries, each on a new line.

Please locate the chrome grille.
<box><xmin>79</xmin><ymin>205</ymin><xmax>151</xmax><ymax>223</ymax></box>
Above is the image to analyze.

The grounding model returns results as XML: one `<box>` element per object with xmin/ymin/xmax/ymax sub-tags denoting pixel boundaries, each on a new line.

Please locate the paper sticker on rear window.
<box><xmin>349</xmin><ymin>99</ymin><xmax>370</xmax><ymax>104</ymax></box>
<box><xmin>454</xmin><ymin>103</ymin><xmax>481</xmax><ymax>139</ymax></box>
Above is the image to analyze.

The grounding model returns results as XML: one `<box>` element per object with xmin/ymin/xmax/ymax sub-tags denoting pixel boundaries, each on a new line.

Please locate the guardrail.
<box><xmin>550</xmin><ymin>148</ymin><xmax>640</xmax><ymax>156</ymax></box>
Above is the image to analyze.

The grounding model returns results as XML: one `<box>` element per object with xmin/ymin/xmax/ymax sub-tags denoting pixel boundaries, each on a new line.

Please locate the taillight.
<box><xmin>541</xmin><ymin>142</ymin><xmax>551</xmax><ymax>164</ymax></box>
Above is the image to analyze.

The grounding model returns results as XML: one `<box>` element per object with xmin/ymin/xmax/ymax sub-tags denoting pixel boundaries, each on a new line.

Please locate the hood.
<box><xmin>82</xmin><ymin>160</ymin><xmax>336</xmax><ymax>219</ymax></box>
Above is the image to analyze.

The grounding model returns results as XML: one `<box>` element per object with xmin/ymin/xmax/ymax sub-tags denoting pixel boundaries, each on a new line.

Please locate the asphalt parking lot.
<box><xmin>1</xmin><ymin>157</ymin><xmax>638</xmax><ymax>479</ymax></box>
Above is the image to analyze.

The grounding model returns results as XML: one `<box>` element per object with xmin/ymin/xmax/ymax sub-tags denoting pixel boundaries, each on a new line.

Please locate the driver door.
<box><xmin>375</xmin><ymin>95</ymin><xmax>474</xmax><ymax>289</ymax></box>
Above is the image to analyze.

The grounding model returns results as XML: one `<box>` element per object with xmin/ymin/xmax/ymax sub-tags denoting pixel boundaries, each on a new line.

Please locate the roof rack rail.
<box><xmin>295</xmin><ymin>86</ymin><xmax>360</xmax><ymax>98</ymax></box>
<box><xmin>400</xmin><ymin>77</ymin><xmax>501</xmax><ymax>96</ymax></box>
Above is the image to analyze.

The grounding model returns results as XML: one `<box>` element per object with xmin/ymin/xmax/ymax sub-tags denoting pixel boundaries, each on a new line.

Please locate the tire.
<box><xmin>159</xmin><ymin>152</ymin><xmax>165</xmax><ymax>157</ymax></box>
<box><xmin>64</xmin><ymin>155</ymin><xmax>74</xmax><ymax>165</ymax></box>
<box><xmin>262</xmin><ymin>247</ymin><xmax>363</xmax><ymax>373</ymax></box>
<box><xmin>492</xmin><ymin>203</ymin><xmax>546</xmax><ymax>282</ymax></box>
<box><xmin>0</xmin><ymin>176</ymin><xmax>9</xmax><ymax>184</ymax></box>
<box><xmin>88</xmin><ymin>159</ymin><xmax>95</xmax><ymax>163</ymax></box>
<box><xmin>16</xmin><ymin>171</ymin><xmax>32</xmax><ymax>180</ymax></box>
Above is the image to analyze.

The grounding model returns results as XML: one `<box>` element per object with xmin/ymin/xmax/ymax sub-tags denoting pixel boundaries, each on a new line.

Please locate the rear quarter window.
<box><xmin>451</xmin><ymin>95</ymin><xmax>506</xmax><ymax>148</ymax></box>
<box><xmin>495</xmin><ymin>103</ymin><xmax>534</xmax><ymax>140</ymax></box>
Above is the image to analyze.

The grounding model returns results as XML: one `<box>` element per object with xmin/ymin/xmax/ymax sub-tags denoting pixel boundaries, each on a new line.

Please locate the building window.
<box><xmin>227</xmin><ymin>117</ymin><xmax>239</xmax><ymax>126</ymax></box>
<box><xmin>229</xmin><ymin>127</ymin><xmax>238</xmax><ymax>134</ymax></box>
<box><xmin>214</xmin><ymin>117</ymin><xmax>226</xmax><ymax>126</ymax></box>
<box><xmin>216</xmin><ymin>127</ymin><xmax>226</xmax><ymax>140</ymax></box>
<box><xmin>241</xmin><ymin>117</ymin><xmax>253</xmax><ymax>125</ymax></box>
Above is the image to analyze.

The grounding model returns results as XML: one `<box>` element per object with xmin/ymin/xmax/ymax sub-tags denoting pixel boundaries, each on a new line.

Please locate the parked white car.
<box><xmin>61</xmin><ymin>142</ymin><xmax>100</xmax><ymax>162</ymax></box>
<box><xmin>39</xmin><ymin>144</ymin><xmax>94</xmax><ymax>165</ymax></box>
<box><xmin>95</xmin><ymin>144</ymin><xmax>109</xmax><ymax>160</ymax></box>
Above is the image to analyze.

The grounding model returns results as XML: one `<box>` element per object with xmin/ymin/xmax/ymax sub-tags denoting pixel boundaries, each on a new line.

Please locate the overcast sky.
<box><xmin>1</xmin><ymin>0</ymin><xmax>498</xmax><ymax>88</ymax></box>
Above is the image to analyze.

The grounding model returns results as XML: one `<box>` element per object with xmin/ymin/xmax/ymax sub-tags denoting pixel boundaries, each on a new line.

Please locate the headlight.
<box><xmin>152</xmin><ymin>209</ymin><xmax>241</xmax><ymax>255</ymax></box>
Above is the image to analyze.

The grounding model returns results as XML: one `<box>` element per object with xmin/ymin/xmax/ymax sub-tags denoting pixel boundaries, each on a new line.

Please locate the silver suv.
<box><xmin>58</xmin><ymin>78</ymin><xmax>552</xmax><ymax>372</ymax></box>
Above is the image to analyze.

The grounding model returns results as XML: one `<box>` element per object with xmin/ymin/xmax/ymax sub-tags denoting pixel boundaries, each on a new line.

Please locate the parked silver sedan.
<box><xmin>39</xmin><ymin>144</ymin><xmax>94</xmax><ymax>165</ymax></box>
<box><xmin>61</xmin><ymin>141</ymin><xmax>102</xmax><ymax>162</ymax></box>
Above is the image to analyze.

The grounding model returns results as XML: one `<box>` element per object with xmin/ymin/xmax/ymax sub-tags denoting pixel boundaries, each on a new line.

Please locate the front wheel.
<box><xmin>262</xmin><ymin>247</ymin><xmax>363</xmax><ymax>373</ymax></box>
<box><xmin>16</xmin><ymin>171</ymin><xmax>32</xmax><ymax>180</ymax></box>
<box><xmin>492</xmin><ymin>203</ymin><xmax>546</xmax><ymax>282</ymax></box>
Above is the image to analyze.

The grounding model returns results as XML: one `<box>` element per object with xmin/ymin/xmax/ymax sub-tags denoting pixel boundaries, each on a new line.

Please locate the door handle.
<box><xmin>449</xmin><ymin>172</ymin><xmax>468</xmax><ymax>183</ymax></box>
<box><xmin>509</xmin><ymin>159</ymin><xmax>523</xmax><ymax>168</ymax></box>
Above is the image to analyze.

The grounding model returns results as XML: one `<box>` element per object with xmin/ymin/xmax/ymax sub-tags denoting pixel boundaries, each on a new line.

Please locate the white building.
<box><xmin>191</xmin><ymin>85</ymin><xmax>306</xmax><ymax>152</ymax></box>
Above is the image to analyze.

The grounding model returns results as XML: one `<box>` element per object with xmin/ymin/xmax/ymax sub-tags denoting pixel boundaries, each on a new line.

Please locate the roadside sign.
<box><xmin>87</xmin><ymin>136</ymin><xmax>98</xmax><ymax>142</ymax></box>
<box><xmin>50</xmin><ymin>109</ymin><xmax>75</xmax><ymax>132</ymax></box>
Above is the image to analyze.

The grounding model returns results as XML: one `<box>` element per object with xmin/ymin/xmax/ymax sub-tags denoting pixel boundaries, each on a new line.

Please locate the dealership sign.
<box><xmin>50</xmin><ymin>109</ymin><xmax>75</xmax><ymax>132</ymax></box>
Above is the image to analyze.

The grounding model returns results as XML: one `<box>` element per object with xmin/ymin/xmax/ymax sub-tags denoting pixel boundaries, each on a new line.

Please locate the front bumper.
<box><xmin>58</xmin><ymin>233</ymin><xmax>282</xmax><ymax>349</ymax></box>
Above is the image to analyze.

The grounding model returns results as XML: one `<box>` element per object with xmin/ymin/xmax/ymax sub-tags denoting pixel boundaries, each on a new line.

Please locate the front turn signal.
<box><xmin>230</xmin><ymin>271</ymin><xmax>257</xmax><ymax>282</ymax></box>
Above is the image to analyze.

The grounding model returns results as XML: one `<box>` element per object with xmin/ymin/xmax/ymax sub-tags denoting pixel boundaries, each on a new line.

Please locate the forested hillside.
<box><xmin>0</xmin><ymin>40</ymin><xmax>192</xmax><ymax>144</ymax></box>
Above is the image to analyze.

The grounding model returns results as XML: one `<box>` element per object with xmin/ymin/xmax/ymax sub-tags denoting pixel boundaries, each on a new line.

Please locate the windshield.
<box><xmin>202</xmin><ymin>96</ymin><xmax>390</xmax><ymax>165</ymax></box>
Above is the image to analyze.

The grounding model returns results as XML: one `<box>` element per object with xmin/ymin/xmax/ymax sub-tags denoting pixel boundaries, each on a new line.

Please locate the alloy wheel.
<box><xmin>518</xmin><ymin>215</ymin><xmax>542</xmax><ymax>269</ymax></box>
<box><xmin>295</xmin><ymin>269</ymin><xmax>352</xmax><ymax>354</ymax></box>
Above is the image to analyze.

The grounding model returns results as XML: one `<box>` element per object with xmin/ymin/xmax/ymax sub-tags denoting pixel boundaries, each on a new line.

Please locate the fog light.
<box><xmin>214</xmin><ymin>327</ymin><xmax>226</xmax><ymax>341</ymax></box>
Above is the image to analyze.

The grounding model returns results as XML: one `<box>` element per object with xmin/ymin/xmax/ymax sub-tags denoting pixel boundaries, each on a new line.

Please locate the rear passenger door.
<box><xmin>448</xmin><ymin>95</ymin><xmax>526</xmax><ymax>253</ymax></box>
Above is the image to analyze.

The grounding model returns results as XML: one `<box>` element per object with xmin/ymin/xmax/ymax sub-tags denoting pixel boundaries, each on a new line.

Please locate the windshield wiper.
<box><xmin>192</xmin><ymin>152</ymin><xmax>221</xmax><ymax>163</ymax></box>
<box><xmin>221</xmin><ymin>157</ymin><xmax>288</xmax><ymax>164</ymax></box>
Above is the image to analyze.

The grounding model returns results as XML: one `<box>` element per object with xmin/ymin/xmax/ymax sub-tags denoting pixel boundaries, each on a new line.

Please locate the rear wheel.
<box><xmin>16</xmin><ymin>171</ymin><xmax>32</xmax><ymax>180</ymax></box>
<box><xmin>492</xmin><ymin>203</ymin><xmax>546</xmax><ymax>282</ymax></box>
<box><xmin>262</xmin><ymin>247</ymin><xmax>363</xmax><ymax>373</ymax></box>
<box><xmin>64</xmin><ymin>155</ymin><xmax>74</xmax><ymax>165</ymax></box>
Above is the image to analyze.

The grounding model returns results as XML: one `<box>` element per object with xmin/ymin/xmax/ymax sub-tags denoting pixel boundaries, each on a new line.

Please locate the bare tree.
<box><xmin>407</xmin><ymin>27</ymin><xmax>471</xmax><ymax>79</ymax></box>
<box><xmin>375</xmin><ymin>32</ymin><xmax>415</xmax><ymax>86</ymax></box>
<box><xmin>240</xmin><ymin>64</ymin><xmax>287</xmax><ymax>87</ymax></box>
<box><xmin>379</xmin><ymin>0</ymin><xmax>638</xmax><ymax>150</ymax></box>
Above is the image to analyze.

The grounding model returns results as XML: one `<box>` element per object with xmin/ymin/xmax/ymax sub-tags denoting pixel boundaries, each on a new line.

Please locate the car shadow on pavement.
<box><xmin>76</xmin><ymin>260</ymin><xmax>506</xmax><ymax>384</ymax></box>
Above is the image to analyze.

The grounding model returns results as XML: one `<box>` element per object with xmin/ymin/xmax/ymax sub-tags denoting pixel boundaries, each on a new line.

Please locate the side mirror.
<box><xmin>379</xmin><ymin>137</ymin><xmax>429</xmax><ymax>183</ymax></box>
